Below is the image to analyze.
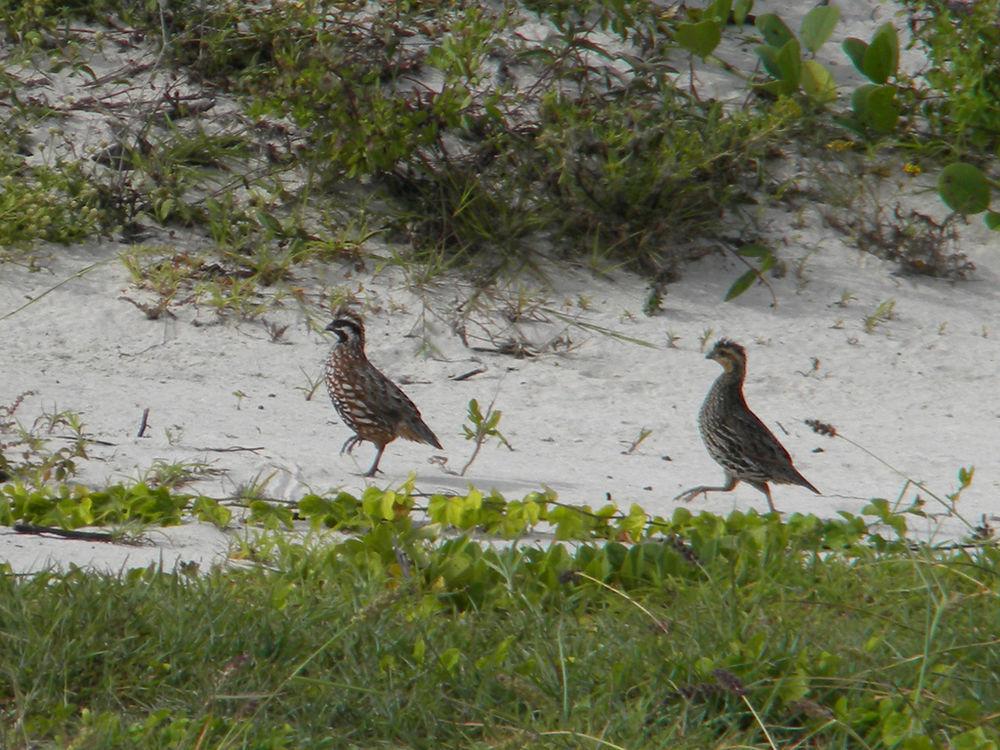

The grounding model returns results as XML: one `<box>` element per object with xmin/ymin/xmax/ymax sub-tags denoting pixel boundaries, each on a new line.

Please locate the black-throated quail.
<box><xmin>324</xmin><ymin>310</ymin><xmax>441</xmax><ymax>477</ymax></box>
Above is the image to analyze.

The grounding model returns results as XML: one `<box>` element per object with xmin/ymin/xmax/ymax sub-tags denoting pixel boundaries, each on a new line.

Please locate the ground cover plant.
<box><xmin>1</xmin><ymin>480</ymin><xmax>999</xmax><ymax>749</ymax></box>
<box><xmin>2</xmin><ymin>0</ymin><xmax>995</xmax><ymax>306</ymax></box>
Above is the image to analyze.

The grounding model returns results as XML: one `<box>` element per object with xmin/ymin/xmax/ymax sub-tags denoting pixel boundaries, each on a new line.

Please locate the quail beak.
<box><xmin>324</xmin><ymin>321</ymin><xmax>337</xmax><ymax>332</ymax></box>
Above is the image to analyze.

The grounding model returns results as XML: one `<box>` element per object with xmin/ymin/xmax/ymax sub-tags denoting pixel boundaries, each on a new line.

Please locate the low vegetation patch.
<box><xmin>2</xmin><ymin>0</ymin><xmax>994</xmax><ymax>303</ymax></box>
<box><xmin>0</xmin><ymin>480</ymin><xmax>998</xmax><ymax>748</ymax></box>
<box><xmin>0</xmin><ymin>444</ymin><xmax>997</xmax><ymax>748</ymax></box>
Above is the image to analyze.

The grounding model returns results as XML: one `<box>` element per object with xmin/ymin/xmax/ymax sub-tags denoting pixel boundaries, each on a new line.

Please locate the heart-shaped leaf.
<box><xmin>708</xmin><ymin>0</ymin><xmax>733</xmax><ymax>23</ymax></box>
<box><xmin>732</xmin><ymin>0</ymin><xmax>754</xmax><ymax>25</ymax></box>
<box><xmin>755</xmin><ymin>13</ymin><xmax>794</xmax><ymax>48</ymax></box>
<box><xmin>800</xmin><ymin>5</ymin><xmax>840</xmax><ymax>53</ymax></box>
<box><xmin>774</xmin><ymin>36</ymin><xmax>802</xmax><ymax>88</ymax></box>
<box><xmin>801</xmin><ymin>60</ymin><xmax>837</xmax><ymax>103</ymax></box>
<box><xmin>939</xmin><ymin>163</ymin><xmax>991</xmax><ymax>215</ymax></box>
<box><xmin>675</xmin><ymin>19</ymin><xmax>722</xmax><ymax>58</ymax></box>
<box><xmin>842</xmin><ymin>37</ymin><xmax>868</xmax><ymax>73</ymax></box>
<box><xmin>755</xmin><ymin>43</ymin><xmax>782</xmax><ymax>79</ymax></box>
<box><xmin>862</xmin><ymin>23</ymin><xmax>898</xmax><ymax>83</ymax></box>
<box><xmin>863</xmin><ymin>84</ymin><xmax>898</xmax><ymax>132</ymax></box>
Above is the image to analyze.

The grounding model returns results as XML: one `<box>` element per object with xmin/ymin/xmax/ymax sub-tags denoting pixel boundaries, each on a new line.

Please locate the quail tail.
<box><xmin>400</xmin><ymin>417</ymin><xmax>442</xmax><ymax>449</ymax></box>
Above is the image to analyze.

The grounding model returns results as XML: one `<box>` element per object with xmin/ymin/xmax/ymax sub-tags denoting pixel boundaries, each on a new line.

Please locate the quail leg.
<box><xmin>363</xmin><ymin>444</ymin><xmax>387</xmax><ymax>477</ymax></box>
<box><xmin>675</xmin><ymin>474</ymin><xmax>738</xmax><ymax>503</ymax></box>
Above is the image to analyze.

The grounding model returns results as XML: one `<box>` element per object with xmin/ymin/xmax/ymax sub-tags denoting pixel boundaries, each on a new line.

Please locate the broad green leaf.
<box><xmin>755</xmin><ymin>13</ymin><xmax>794</xmax><ymax>47</ymax></box>
<box><xmin>732</xmin><ymin>0</ymin><xmax>754</xmax><ymax>25</ymax></box>
<box><xmin>985</xmin><ymin>210</ymin><xmax>1000</xmax><ymax>230</ymax></box>
<box><xmin>248</xmin><ymin>500</ymin><xmax>293</xmax><ymax>529</ymax></box>
<box><xmin>755</xmin><ymin>43</ymin><xmax>782</xmax><ymax>79</ymax></box>
<box><xmin>466</xmin><ymin>487</ymin><xmax>483</xmax><ymax>510</ymax></box>
<box><xmin>156</xmin><ymin>198</ymin><xmax>174</xmax><ymax>223</ymax></box>
<box><xmin>725</xmin><ymin>269</ymin><xmax>757</xmax><ymax>300</ymax></box>
<box><xmin>938</xmin><ymin>163</ymin><xmax>991</xmax><ymax>215</ymax></box>
<box><xmin>675</xmin><ymin>19</ymin><xmax>722</xmax><ymax>58</ymax></box>
<box><xmin>708</xmin><ymin>0</ymin><xmax>732</xmax><ymax>23</ymax></box>
<box><xmin>693</xmin><ymin>656</ymin><xmax>715</xmax><ymax>677</ymax></box>
<box><xmin>852</xmin><ymin>84</ymin><xmax>897</xmax><ymax>132</ymax></box>
<box><xmin>776</xmin><ymin>671</ymin><xmax>810</xmax><ymax>702</ymax></box>
<box><xmin>842</xmin><ymin>37</ymin><xmax>867</xmax><ymax>72</ymax></box>
<box><xmin>757</xmin><ymin>79</ymin><xmax>790</xmax><ymax>97</ymax></box>
<box><xmin>468</xmin><ymin>398</ymin><xmax>482</xmax><ymax>422</ymax></box>
<box><xmin>800</xmin><ymin>4</ymin><xmax>840</xmax><ymax>53</ymax></box>
<box><xmin>952</xmin><ymin>727</ymin><xmax>998</xmax><ymax>750</ymax></box>
<box><xmin>298</xmin><ymin>494</ymin><xmax>332</xmax><ymax>518</ymax></box>
<box><xmin>755</xmin><ymin>38</ymin><xmax>801</xmax><ymax>94</ymax></box>
<box><xmin>863</xmin><ymin>84</ymin><xmax>898</xmax><ymax>132</ymax></box>
<box><xmin>774</xmin><ymin>36</ymin><xmax>802</xmax><ymax>89</ymax></box>
<box><xmin>863</xmin><ymin>23</ymin><xmax>897</xmax><ymax>83</ymax></box>
<box><xmin>801</xmin><ymin>60</ymin><xmax>837</xmax><ymax>103</ymax></box>
<box><xmin>379</xmin><ymin>490</ymin><xmax>396</xmax><ymax>520</ymax></box>
<box><xmin>833</xmin><ymin>695</ymin><xmax>850</xmax><ymax>719</ymax></box>
<box><xmin>445</xmin><ymin>498</ymin><xmax>465</xmax><ymax>527</ymax></box>
<box><xmin>851</xmin><ymin>83</ymin><xmax>876</xmax><ymax>117</ymax></box>
<box><xmin>192</xmin><ymin>497</ymin><xmax>232</xmax><ymax>528</ymax></box>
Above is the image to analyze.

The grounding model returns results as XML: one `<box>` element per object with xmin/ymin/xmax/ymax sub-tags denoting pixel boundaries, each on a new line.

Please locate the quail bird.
<box><xmin>324</xmin><ymin>310</ymin><xmax>441</xmax><ymax>477</ymax></box>
<box><xmin>676</xmin><ymin>339</ymin><xmax>819</xmax><ymax>512</ymax></box>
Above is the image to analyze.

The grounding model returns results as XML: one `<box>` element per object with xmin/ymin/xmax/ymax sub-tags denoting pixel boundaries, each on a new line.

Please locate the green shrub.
<box><xmin>0</xmin><ymin>165</ymin><xmax>104</xmax><ymax>248</ymax></box>
<box><xmin>537</xmin><ymin>89</ymin><xmax>796</xmax><ymax>271</ymax></box>
<box><xmin>904</xmin><ymin>0</ymin><xmax>1000</xmax><ymax>154</ymax></box>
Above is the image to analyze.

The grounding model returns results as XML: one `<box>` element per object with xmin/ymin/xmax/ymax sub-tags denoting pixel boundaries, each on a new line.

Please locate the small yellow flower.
<box><xmin>903</xmin><ymin>162</ymin><xmax>922</xmax><ymax>176</ymax></box>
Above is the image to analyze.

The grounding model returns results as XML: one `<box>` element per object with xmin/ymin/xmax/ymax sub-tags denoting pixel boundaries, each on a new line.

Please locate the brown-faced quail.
<box><xmin>676</xmin><ymin>339</ymin><xmax>819</xmax><ymax>512</ymax></box>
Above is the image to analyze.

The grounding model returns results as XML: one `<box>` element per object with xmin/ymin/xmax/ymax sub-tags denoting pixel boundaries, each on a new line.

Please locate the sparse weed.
<box><xmin>539</xmin><ymin>91</ymin><xmax>796</xmax><ymax>273</ymax></box>
<box><xmin>698</xmin><ymin>328</ymin><xmax>715</xmax><ymax>352</ymax></box>
<box><xmin>643</xmin><ymin>282</ymin><xmax>666</xmax><ymax>317</ymax></box>
<box><xmin>460</xmin><ymin>397</ymin><xmax>513</xmax><ymax>476</ymax></box>
<box><xmin>621</xmin><ymin>427</ymin><xmax>653</xmax><ymax>455</ymax></box>
<box><xmin>864</xmin><ymin>298</ymin><xmax>896</xmax><ymax>333</ymax></box>
<box><xmin>137</xmin><ymin>459</ymin><xmax>224</xmax><ymax>490</ymax></box>
<box><xmin>823</xmin><ymin>178</ymin><xmax>977</xmax><ymax>278</ymax></box>
<box><xmin>836</xmin><ymin>290</ymin><xmax>857</xmax><ymax>307</ymax></box>
<box><xmin>0</xmin><ymin>404</ymin><xmax>91</xmax><ymax>483</ymax></box>
<box><xmin>195</xmin><ymin>276</ymin><xmax>276</xmax><ymax>321</ymax></box>
<box><xmin>295</xmin><ymin>367</ymin><xmax>324</xmax><ymax>401</ymax></box>
<box><xmin>3</xmin><ymin>0</ymin><xmax>995</xmax><ymax>293</ymax></box>
<box><xmin>164</xmin><ymin>425</ymin><xmax>184</xmax><ymax>447</ymax></box>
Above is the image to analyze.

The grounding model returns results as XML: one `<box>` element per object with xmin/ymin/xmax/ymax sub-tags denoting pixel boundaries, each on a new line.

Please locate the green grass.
<box><xmin>1</xmin><ymin>494</ymin><xmax>999</xmax><ymax>749</ymax></box>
